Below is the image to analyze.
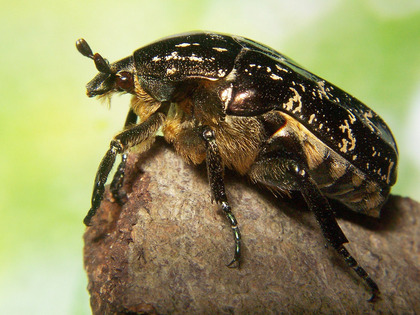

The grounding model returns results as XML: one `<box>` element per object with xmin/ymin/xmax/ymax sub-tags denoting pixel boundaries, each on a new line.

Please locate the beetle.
<box><xmin>76</xmin><ymin>31</ymin><xmax>398</xmax><ymax>301</ymax></box>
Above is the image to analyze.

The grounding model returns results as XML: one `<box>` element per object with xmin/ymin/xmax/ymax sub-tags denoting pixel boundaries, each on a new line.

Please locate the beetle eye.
<box><xmin>116</xmin><ymin>71</ymin><xmax>134</xmax><ymax>91</ymax></box>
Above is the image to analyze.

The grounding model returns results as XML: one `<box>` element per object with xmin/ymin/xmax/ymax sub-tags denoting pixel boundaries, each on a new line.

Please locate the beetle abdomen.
<box><xmin>274</xmin><ymin>112</ymin><xmax>388</xmax><ymax>217</ymax></box>
<box><xmin>310</xmin><ymin>144</ymin><xmax>388</xmax><ymax>217</ymax></box>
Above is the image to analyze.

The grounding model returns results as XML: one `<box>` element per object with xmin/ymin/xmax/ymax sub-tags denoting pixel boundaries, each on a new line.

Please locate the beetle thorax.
<box><xmin>131</xmin><ymin>76</ymin><xmax>161</xmax><ymax>122</ymax></box>
<box><xmin>161</xmin><ymin>96</ymin><xmax>265</xmax><ymax>174</ymax></box>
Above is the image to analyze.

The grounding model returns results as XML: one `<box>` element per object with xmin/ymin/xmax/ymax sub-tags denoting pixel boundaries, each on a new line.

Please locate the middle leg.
<box><xmin>201</xmin><ymin>126</ymin><xmax>241</xmax><ymax>268</ymax></box>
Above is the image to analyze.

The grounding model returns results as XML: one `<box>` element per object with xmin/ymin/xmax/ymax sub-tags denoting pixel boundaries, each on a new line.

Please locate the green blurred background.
<box><xmin>0</xmin><ymin>0</ymin><xmax>419</xmax><ymax>313</ymax></box>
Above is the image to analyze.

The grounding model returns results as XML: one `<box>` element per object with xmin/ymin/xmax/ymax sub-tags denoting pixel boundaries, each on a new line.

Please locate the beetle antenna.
<box><xmin>76</xmin><ymin>38</ymin><xmax>114</xmax><ymax>74</ymax></box>
<box><xmin>76</xmin><ymin>38</ymin><xmax>94</xmax><ymax>58</ymax></box>
<box><xmin>92</xmin><ymin>53</ymin><xmax>113</xmax><ymax>74</ymax></box>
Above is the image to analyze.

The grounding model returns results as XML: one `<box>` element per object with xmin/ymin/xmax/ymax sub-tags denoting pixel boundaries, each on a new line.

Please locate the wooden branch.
<box><xmin>84</xmin><ymin>138</ymin><xmax>419</xmax><ymax>314</ymax></box>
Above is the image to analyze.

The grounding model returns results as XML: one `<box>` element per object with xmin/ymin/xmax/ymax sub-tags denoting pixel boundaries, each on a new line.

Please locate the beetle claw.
<box><xmin>226</xmin><ymin>258</ymin><xmax>240</xmax><ymax>269</ymax></box>
<box><xmin>367</xmin><ymin>288</ymin><xmax>380</xmax><ymax>303</ymax></box>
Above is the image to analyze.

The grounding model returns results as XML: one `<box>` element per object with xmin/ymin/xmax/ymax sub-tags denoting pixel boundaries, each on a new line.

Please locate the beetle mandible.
<box><xmin>76</xmin><ymin>32</ymin><xmax>398</xmax><ymax>301</ymax></box>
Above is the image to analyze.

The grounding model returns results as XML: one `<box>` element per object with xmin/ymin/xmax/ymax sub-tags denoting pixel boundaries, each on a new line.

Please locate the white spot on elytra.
<box><xmin>308</xmin><ymin>114</ymin><xmax>316</xmax><ymax>124</ymax></box>
<box><xmin>188</xmin><ymin>54</ymin><xmax>204</xmax><ymax>62</ymax></box>
<box><xmin>276</xmin><ymin>64</ymin><xmax>289</xmax><ymax>73</ymax></box>
<box><xmin>363</xmin><ymin>110</ymin><xmax>381</xmax><ymax>135</ymax></box>
<box><xmin>166</xmin><ymin>67</ymin><xmax>177</xmax><ymax>75</ymax></box>
<box><xmin>212</xmin><ymin>47</ymin><xmax>228</xmax><ymax>52</ymax></box>
<box><xmin>283</xmin><ymin>87</ymin><xmax>302</xmax><ymax>113</ymax></box>
<box><xmin>218</xmin><ymin>69</ymin><xmax>226</xmax><ymax>77</ymax></box>
<box><xmin>175</xmin><ymin>43</ymin><xmax>191</xmax><ymax>48</ymax></box>
<box><xmin>317</xmin><ymin>80</ymin><xmax>330</xmax><ymax>100</ymax></box>
<box><xmin>270</xmin><ymin>73</ymin><xmax>282</xmax><ymax>81</ymax></box>
<box><xmin>348</xmin><ymin>112</ymin><xmax>356</xmax><ymax>124</ymax></box>
<box><xmin>338</xmin><ymin>119</ymin><xmax>356</xmax><ymax>152</ymax></box>
<box><xmin>165</xmin><ymin>51</ymin><xmax>179</xmax><ymax>61</ymax></box>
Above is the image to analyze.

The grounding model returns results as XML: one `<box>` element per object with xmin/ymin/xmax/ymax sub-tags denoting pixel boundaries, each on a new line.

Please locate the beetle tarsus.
<box><xmin>84</xmin><ymin>143</ymin><xmax>119</xmax><ymax>226</ymax></box>
<box><xmin>83</xmin><ymin>209</ymin><xmax>95</xmax><ymax>226</ymax></box>
<box><xmin>222</xmin><ymin>201</ymin><xmax>241</xmax><ymax>268</ymax></box>
<box><xmin>337</xmin><ymin>245</ymin><xmax>380</xmax><ymax>303</ymax></box>
<box><xmin>110</xmin><ymin>153</ymin><xmax>128</xmax><ymax>204</ymax></box>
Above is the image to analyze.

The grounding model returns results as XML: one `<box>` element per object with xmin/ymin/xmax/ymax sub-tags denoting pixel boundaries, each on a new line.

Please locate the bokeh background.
<box><xmin>0</xmin><ymin>0</ymin><xmax>419</xmax><ymax>313</ymax></box>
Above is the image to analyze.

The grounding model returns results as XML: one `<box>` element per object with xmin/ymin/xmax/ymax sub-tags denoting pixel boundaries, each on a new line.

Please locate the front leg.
<box><xmin>110</xmin><ymin>108</ymin><xmax>138</xmax><ymax>203</ymax></box>
<box><xmin>201</xmin><ymin>127</ymin><xmax>241</xmax><ymax>267</ymax></box>
<box><xmin>84</xmin><ymin>111</ymin><xmax>165</xmax><ymax>226</ymax></box>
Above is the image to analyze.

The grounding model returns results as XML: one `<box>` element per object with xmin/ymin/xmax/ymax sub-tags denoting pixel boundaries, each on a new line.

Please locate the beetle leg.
<box><xmin>123</xmin><ymin>107</ymin><xmax>139</xmax><ymax>128</ymax></box>
<box><xmin>110</xmin><ymin>109</ymin><xmax>138</xmax><ymax>203</ymax></box>
<box><xmin>110</xmin><ymin>153</ymin><xmax>128</xmax><ymax>203</ymax></box>
<box><xmin>249</xmin><ymin>156</ymin><xmax>379</xmax><ymax>300</ymax></box>
<box><xmin>201</xmin><ymin>126</ymin><xmax>241</xmax><ymax>268</ymax></box>
<box><xmin>291</xmin><ymin>163</ymin><xmax>380</xmax><ymax>301</ymax></box>
<box><xmin>84</xmin><ymin>111</ymin><xmax>165</xmax><ymax>226</ymax></box>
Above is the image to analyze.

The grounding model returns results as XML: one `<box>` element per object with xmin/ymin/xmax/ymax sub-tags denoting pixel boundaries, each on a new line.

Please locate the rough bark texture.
<box><xmin>84</xmin><ymin>139</ymin><xmax>419</xmax><ymax>314</ymax></box>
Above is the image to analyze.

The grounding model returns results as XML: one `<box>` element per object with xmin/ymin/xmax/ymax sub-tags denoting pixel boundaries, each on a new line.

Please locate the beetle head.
<box><xmin>76</xmin><ymin>38</ymin><xmax>135</xmax><ymax>97</ymax></box>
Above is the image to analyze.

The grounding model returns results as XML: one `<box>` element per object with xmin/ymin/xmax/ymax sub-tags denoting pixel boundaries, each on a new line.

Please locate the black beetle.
<box><xmin>76</xmin><ymin>32</ymin><xmax>398</xmax><ymax>301</ymax></box>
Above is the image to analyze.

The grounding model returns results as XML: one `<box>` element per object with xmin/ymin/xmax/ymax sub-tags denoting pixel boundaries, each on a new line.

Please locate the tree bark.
<box><xmin>84</xmin><ymin>138</ymin><xmax>419</xmax><ymax>314</ymax></box>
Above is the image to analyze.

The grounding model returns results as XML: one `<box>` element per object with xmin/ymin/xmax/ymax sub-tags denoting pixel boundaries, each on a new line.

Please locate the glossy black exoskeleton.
<box><xmin>76</xmin><ymin>32</ymin><xmax>398</xmax><ymax>301</ymax></box>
